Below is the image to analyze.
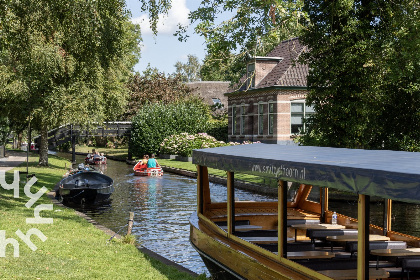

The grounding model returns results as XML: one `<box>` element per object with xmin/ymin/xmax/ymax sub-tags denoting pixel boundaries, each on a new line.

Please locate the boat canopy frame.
<box><xmin>192</xmin><ymin>143</ymin><xmax>420</xmax><ymax>204</ymax></box>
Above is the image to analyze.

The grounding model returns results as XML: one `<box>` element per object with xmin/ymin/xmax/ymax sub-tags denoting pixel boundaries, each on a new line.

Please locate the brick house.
<box><xmin>186</xmin><ymin>81</ymin><xmax>230</xmax><ymax>108</ymax></box>
<box><xmin>226</xmin><ymin>38</ymin><xmax>312</xmax><ymax>144</ymax></box>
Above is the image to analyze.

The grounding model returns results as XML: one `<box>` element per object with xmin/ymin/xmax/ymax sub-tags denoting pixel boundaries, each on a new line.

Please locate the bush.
<box><xmin>206</xmin><ymin>119</ymin><xmax>228</xmax><ymax>142</ymax></box>
<box><xmin>130</xmin><ymin>101</ymin><xmax>210</xmax><ymax>157</ymax></box>
<box><xmin>57</xmin><ymin>141</ymin><xmax>71</xmax><ymax>152</ymax></box>
<box><xmin>160</xmin><ymin>133</ymin><xmax>228</xmax><ymax>156</ymax></box>
<box><xmin>160</xmin><ymin>133</ymin><xmax>261</xmax><ymax>157</ymax></box>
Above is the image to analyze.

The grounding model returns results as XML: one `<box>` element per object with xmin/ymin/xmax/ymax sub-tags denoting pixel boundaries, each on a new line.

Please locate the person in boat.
<box><xmin>87</xmin><ymin>150</ymin><xmax>91</xmax><ymax>159</ymax></box>
<box><xmin>93</xmin><ymin>152</ymin><xmax>101</xmax><ymax>159</ymax></box>
<box><xmin>147</xmin><ymin>154</ymin><xmax>159</xmax><ymax>168</ymax></box>
<box><xmin>142</xmin><ymin>154</ymin><xmax>149</xmax><ymax>165</ymax></box>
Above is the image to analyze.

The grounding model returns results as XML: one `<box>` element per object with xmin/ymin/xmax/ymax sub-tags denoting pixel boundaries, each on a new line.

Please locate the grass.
<box><xmin>0</xmin><ymin>150</ymin><xmax>206</xmax><ymax>280</ymax></box>
<box><xmin>75</xmin><ymin>145</ymin><xmax>129</xmax><ymax>161</ymax></box>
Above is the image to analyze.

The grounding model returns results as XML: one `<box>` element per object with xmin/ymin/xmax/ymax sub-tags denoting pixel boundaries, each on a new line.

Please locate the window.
<box><xmin>268</xmin><ymin>102</ymin><xmax>274</xmax><ymax>135</ymax></box>
<box><xmin>240</xmin><ymin>105</ymin><xmax>246</xmax><ymax>135</ymax></box>
<box><xmin>232</xmin><ymin>105</ymin><xmax>236</xmax><ymax>135</ymax></box>
<box><xmin>291</xmin><ymin>101</ymin><xmax>315</xmax><ymax>134</ymax></box>
<box><xmin>247</xmin><ymin>63</ymin><xmax>255</xmax><ymax>89</ymax></box>
<box><xmin>258</xmin><ymin>103</ymin><xmax>264</xmax><ymax>135</ymax></box>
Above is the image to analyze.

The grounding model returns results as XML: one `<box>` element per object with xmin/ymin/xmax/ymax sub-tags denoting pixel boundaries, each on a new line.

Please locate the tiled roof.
<box><xmin>236</xmin><ymin>38</ymin><xmax>308</xmax><ymax>91</ymax></box>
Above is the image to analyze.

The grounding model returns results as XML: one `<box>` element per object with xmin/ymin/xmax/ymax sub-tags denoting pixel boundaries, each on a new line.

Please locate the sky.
<box><xmin>126</xmin><ymin>0</ymin><xmax>206</xmax><ymax>75</ymax></box>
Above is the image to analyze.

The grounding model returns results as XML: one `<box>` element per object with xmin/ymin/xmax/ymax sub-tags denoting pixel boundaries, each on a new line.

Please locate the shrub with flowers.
<box><xmin>160</xmin><ymin>133</ymin><xmax>260</xmax><ymax>157</ymax></box>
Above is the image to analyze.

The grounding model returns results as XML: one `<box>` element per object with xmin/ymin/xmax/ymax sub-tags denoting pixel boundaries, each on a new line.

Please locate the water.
<box><xmin>57</xmin><ymin>153</ymin><xmax>420</xmax><ymax>276</ymax></box>
<box><xmin>57</xmin><ymin>153</ymin><xmax>275</xmax><ymax>275</ymax></box>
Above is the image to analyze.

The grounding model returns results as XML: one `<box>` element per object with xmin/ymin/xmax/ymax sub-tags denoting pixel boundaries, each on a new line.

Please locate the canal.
<box><xmin>57</xmin><ymin>153</ymin><xmax>275</xmax><ymax>275</ymax></box>
<box><xmin>57</xmin><ymin>153</ymin><xmax>420</xmax><ymax>276</ymax></box>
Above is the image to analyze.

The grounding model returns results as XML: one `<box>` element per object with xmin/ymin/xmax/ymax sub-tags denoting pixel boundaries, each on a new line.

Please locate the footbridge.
<box><xmin>34</xmin><ymin>122</ymin><xmax>132</xmax><ymax>162</ymax></box>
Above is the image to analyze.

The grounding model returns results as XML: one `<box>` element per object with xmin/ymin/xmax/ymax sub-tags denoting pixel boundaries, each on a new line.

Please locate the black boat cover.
<box><xmin>192</xmin><ymin>144</ymin><xmax>420</xmax><ymax>204</ymax></box>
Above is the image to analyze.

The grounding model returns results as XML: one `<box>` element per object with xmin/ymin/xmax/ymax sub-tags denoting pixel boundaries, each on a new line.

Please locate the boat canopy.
<box><xmin>192</xmin><ymin>144</ymin><xmax>420</xmax><ymax>204</ymax></box>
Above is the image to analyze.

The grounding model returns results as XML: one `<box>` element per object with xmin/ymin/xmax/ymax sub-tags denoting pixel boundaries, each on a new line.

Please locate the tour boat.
<box><xmin>191</xmin><ymin>143</ymin><xmax>420</xmax><ymax>280</ymax></box>
<box><xmin>133</xmin><ymin>161</ymin><xmax>163</xmax><ymax>176</ymax></box>
<box><xmin>56</xmin><ymin>171</ymin><xmax>114</xmax><ymax>204</ymax></box>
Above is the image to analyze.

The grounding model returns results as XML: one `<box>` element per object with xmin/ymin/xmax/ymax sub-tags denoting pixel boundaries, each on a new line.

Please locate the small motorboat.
<box><xmin>85</xmin><ymin>154</ymin><xmax>107</xmax><ymax>165</ymax></box>
<box><xmin>63</xmin><ymin>163</ymin><xmax>99</xmax><ymax>177</ymax></box>
<box><xmin>133</xmin><ymin>161</ymin><xmax>163</xmax><ymax>176</ymax></box>
<box><xmin>56</xmin><ymin>171</ymin><xmax>114</xmax><ymax>204</ymax></box>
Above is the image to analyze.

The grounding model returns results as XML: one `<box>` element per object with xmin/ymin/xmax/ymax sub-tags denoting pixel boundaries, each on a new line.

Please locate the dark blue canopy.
<box><xmin>192</xmin><ymin>144</ymin><xmax>420</xmax><ymax>204</ymax></box>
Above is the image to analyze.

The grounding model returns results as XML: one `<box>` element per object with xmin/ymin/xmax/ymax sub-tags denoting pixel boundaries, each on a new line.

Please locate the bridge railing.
<box><xmin>34</xmin><ymin>122</ymin><xmax>132</xmax><ymax>149</ymax></box>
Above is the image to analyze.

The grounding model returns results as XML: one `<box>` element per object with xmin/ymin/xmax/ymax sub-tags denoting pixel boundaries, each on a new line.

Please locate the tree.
<box><xmin>200</xmin><ymin>52</ymin><xmax>245</xmax><ymax>83</ymax></box>
<box><xmin>0</xmin><ymin>117</ymin><xmax>10</xmax><ymax>153</ymax></box>
<box><xmin>124</xmin><ymin>65</ymin><xmax>193</xmax><ymax>120</ymax></box>
<box><xmin>173</xmin><ymin>55</ymin><xmax>201</xmax><ymax>82</ymax></box>
<box><xmin>299</xmin><ymin>0</ymin><xmax>420</xmax><ymax>150</ymax></box>
<box><xmin>0</xmin><ymin>0</ymin><xmax>141</xmax><ymax>165</ymax></box>
<box><xmin>130</xmin><ymin>99</ymin><xmax>210</xmax><ymax>156</ymax></box>
<box><xmin>140</xmin><ymin>1</ymin><xmax>306</xmax><ymax>83</ymax></box>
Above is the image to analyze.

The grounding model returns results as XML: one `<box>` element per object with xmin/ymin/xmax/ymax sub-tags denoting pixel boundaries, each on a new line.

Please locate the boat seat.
<box><xmin>258</xmin><ymin>242</ymin><xmax>315</xmax><ymax>252</ymax></box>
<box><xmin>234</xmin><ymin>230</ymin><xmax>277</xmax><ymax>237</ymax></box>
<box><xmin>295</xmin><ymin>258</ymin><xmax>357</xmax><ymax>271</ymax></box>
<box><xmin>400</xmin><ymin>257</ymin><xmax>420</xmax><ymax>280</ymax></box>
<box><xmin>384</xmin><ymin>265</ymin><xmax>420</xmax><ymax>280</ymax></box>
<box><xmin>346</xmin><ymin>241</ymin><xmax>407</xmax><ymax>256</ymax></box>
<box><xmin>287</xmin><ymin>219</ymin><xmax>320</xmax><ymax>227</ymax></box>
<box><xmin>306</xmin><ymin>229</ymin><xmax>358</xmax><ymax>243</ymax></box>
<box><xmin>215</xmin><ymin>220</ymin><xmax>250</xmax><ymax>227</ymax></box>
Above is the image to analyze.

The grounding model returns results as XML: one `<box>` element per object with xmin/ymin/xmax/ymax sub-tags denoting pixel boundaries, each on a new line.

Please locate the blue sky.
<box><xmin>126</xmin><ymin>0</ymin><xmax>206</xmax><ymax>75</ymax></box>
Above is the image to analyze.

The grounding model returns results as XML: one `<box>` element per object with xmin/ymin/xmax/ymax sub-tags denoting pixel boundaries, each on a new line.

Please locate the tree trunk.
<box><xmin>38</xmin><ymin>123</ymin><xmax>49</xmax><ymax>166</ymax></box>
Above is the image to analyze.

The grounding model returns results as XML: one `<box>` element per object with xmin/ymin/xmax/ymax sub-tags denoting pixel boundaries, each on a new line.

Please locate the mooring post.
<box><xmin>127</xmin><ymin>212</ymin><xmax>134</xmax><ymax>235</ymax></box>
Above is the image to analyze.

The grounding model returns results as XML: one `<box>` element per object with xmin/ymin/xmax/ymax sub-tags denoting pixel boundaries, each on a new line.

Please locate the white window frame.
<box><xmin>258</xmin><ymin>103</ymin><xmax>264</xmax><ymax>135</ymax></box>
<box><xmin>268</xmin><ymin>102</ymin><xmax>274</xmax><ymax>135</ymax></box>
<box><xmin>290</xmin><ymin>100</ymin><xmax>314</xmax><ymax>134</ymax></box>
<box><xmin>232</xmin><ymin>105</ymin><xmax>236</xmax><ymax>135</ymax></box>
<box><xmin>240</xmin><ymin>105</ymin><xmax>246</xmax><ymax>135</ymax></box>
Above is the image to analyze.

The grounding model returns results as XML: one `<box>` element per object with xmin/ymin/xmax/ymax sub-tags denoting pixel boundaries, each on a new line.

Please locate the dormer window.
<box><xmin>247</xmin><ymin>63</ymin><xmax>255</xmax><ymax>89</ymax></box>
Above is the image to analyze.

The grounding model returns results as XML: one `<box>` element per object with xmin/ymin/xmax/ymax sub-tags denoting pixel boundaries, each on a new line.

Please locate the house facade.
<box><xmin>226</xmin><ymin>38</ymin><xmax>312</xmax><ymax>144</ymax></box>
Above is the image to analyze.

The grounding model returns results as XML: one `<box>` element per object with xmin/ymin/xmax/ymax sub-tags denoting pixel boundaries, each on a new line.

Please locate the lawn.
<box><xmin>0</xmin><ymin>150</ymin><xmax>206</xmax><ymax>280</ymax></box>
<box><xmin>75</xmin><ymin>145</ymin><xmax>129</xmax><ymax>161</ymax></box>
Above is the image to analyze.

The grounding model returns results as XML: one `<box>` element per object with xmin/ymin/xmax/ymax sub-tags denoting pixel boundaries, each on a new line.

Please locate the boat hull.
<box><xmin>189</xmin><ymin>213</ymin><xmax>314</xmax><ymax>280</ymax></box>
<box><xmin>133</xmin><ymin>167</ymin><xmax>163</xmax><ymax>176</ymax></box>
<box><xmin>57</xmin><ymin>171</ymin><xmax>114</xmax><ymax>204</ymax></box>
<box><xmin>133</xmin><ymin>161</ymin><xmax>163</xmax><ymax>176</ymax></box>
<box><xmin>85</xmin><ymin>157</ymin><xmax>107</xmax><ymax>165</ymax></box>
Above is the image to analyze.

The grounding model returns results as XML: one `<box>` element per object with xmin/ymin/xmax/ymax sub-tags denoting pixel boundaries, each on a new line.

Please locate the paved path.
<box><xmin>0</xmin><ymin>151</ymin><xmax>27</xmax><ymax>171</ymax></box>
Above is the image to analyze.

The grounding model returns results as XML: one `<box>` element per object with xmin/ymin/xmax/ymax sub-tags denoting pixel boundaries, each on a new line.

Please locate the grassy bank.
<box><xmin>0</xmin><ymin>151</ymin><xmax>205</xmax><ymax>279</ymax></box>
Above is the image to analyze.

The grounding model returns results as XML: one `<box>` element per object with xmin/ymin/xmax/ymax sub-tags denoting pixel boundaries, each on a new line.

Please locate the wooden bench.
<box><xmin>235</xmin><ymin>229</ymin><xmax>277</xmax><ymax>237</ymax></box>
<box><xmin>219</xmin><ymin>225</ymin><xmax>263</xmax><ymax>231</ymax></box>
<box><xmin>400</xmin><ymin>257</ymin><xmax>420</xmax><ymax>280</ymax></box>
<box><xmin>346</xmin><ymin>241</ymin><xmax>407</xmax><ymax>256</ymax></box>
<box><xmin>240</xmin><ymin>236</ymin><xmax>295</xmax><ymax>244</ymax></box>
<box><xmin>258</xmin><ymin>242</ymin><xmax>315</xmax><ymax>252</ymax></box>
<box><xmin>215</xmin><ymin>220</ymin><xmax>250</xmax><ymax>227</ymax></box>
<box><xmin>306</xmin><ymin>228</ymin><xmax>358</xmax><ymax>243</ymax></box>
<box><xmin>286</xmin><ymin>251</ymin><xmax>335</xmax><ymax>260</ymax></box>
<box><xmin>287</xmin><ymin>219</ymin><xmax>320</xmax><ymax>227</ymax></box>
<box><xmin>318</xmin><ymin>268</ymin><xmax>389</xmax><ymax>279</ymax></box>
